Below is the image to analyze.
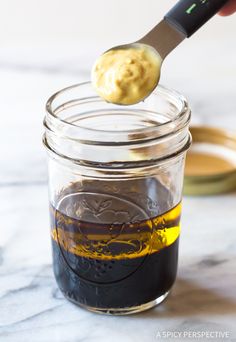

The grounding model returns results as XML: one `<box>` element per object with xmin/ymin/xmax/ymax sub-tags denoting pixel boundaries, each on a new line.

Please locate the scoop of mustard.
<box><xmin>91</xmin><ymin>44</ymin><xmax>162</xmax><ymax>105</ymax></box>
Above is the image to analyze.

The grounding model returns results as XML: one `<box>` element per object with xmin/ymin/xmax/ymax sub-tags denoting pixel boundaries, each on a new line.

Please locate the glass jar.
<box><xmin>43</xmin><ymin>82</ymin><xmax>191</xmax><ymax>315</ymax></box>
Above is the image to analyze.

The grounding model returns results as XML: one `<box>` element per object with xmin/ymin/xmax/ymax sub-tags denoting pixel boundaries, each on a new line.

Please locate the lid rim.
<box><xmin>184</xmin><ymin>125</ymin><xmax>236</xmax><ymax>196</ymax></box>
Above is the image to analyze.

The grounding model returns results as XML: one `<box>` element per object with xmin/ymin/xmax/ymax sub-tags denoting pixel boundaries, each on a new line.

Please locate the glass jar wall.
<box><xmin>43</xmin><ymin>82</ymin><xmax>191</xmax><ymax>315</ymax></box>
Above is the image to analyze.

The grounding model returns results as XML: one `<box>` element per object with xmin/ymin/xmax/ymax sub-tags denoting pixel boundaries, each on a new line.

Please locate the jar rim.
<box><xmin>44</xmin><ymin>82</ymin><xmax>191</xmax><ymax>168</ymax></box>
<box><xmin>45</xmin><ymin>82</ymin><xmax>190</xmax><ymax>145</ymax></box>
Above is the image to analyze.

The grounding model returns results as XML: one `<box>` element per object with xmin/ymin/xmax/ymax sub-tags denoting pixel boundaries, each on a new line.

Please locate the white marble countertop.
<box><xmin>0</xmin><ymin>43</ymin><xmax>236</xmax><ymax>342</ymax></box>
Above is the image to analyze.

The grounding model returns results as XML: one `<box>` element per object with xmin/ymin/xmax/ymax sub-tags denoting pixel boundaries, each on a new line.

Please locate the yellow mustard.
<box><xmin>91</xmin><ymin>44</ymin><xmax>162</xmax><ymax>105</ymax></box>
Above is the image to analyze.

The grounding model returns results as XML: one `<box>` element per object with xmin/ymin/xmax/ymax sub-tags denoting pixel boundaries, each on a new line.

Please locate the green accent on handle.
<box><xmin>165</xmin><ymin>0</ymin><xmax>228</xmax><ymax>37</ymax></box>
<box><xmin>186</xmin><ymin>3</ymin><xmax>197</xmax><ymax>14</ymax></box>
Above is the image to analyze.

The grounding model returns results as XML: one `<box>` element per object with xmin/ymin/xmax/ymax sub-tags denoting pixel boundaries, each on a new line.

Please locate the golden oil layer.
<box><xmin>51</xmin><ymin>202</ymin><xmax>181</xmax><ymax>260</ymax></box>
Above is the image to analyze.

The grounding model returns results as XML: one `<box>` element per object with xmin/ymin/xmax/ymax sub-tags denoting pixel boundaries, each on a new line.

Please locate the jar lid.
<box><xmin>184</xmin><ymin>126</ymin><xmax>236</xmax><ymax>195</ymax></box>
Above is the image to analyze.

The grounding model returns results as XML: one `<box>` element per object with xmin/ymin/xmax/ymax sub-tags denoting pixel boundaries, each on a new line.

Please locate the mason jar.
<box><xmin>43</xmin><ymin>82</ymin><xmax>191</xmax><ymax>315</ymax></box>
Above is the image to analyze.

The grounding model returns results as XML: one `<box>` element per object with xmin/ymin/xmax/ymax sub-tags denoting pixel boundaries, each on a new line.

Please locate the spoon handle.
<box><xmin>165</xmin><ymin>0</ymin><xmax>228</xmax><ymax>37</ymax></box>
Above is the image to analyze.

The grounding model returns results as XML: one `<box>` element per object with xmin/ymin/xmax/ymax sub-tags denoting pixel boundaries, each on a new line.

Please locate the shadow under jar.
<box><xmin>43</xmin><ymin>82</ymin><xmax>191</xmax><ymax>315</ymax></box>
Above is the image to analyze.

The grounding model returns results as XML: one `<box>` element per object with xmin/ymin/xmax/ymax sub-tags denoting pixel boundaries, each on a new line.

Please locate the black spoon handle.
<box><xmin>165</xmin><ymin>0</ymin><xmax>228</xmax><ymax>37</ymax></box>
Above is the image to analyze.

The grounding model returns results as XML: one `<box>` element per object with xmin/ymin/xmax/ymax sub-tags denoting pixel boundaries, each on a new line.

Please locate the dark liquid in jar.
<box><xmin>50</xmin><ymin>179</ymin><xmax>181</xmax><ymax>309</ymax></box>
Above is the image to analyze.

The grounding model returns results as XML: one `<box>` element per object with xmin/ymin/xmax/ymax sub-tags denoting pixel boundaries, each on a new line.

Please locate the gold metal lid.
<box><xmin>184</xmin><ymin>126</ymin><xmax>236</xmax><ymax>195</ymax></box>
